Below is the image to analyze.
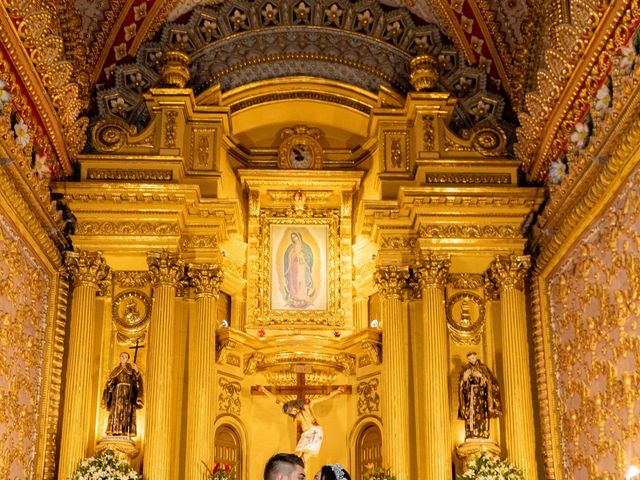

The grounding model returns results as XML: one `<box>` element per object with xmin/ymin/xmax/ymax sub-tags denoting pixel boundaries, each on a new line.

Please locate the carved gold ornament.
<box><xmin>445</xmin><ymin>291</ymin><xmax>486</xmax><ymax>344</ymax></box>
<box><xmin>409</xmin><ymin>54</ymin><xmax>439</xmax><ymax>91</ymax></box>
<box><xmin>357</xmin><ymin>378</ymin><xmax>380</xmax><ymax>415</ymax></box>
<box><xmin>278</xmin><ymin>126</ymin><xmax>324</xmax><ymax>169</ymax></box>
<box><xmin>111</xmin><ymin>290</ymin><xmax>151</xmax><ymax>343</ymax></box>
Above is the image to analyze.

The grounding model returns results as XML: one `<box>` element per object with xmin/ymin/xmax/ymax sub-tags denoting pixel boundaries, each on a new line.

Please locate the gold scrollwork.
<box><xmin>357</xmin><ymin>378</ymin><xmax>380</xmax><ymax>415</ymax></box>
<box><xmin>218</xmin><ymin>377</ymin><xmax>241</xmax><ymax>414</ymax></box>
<box><xmin>445</xmin><ymin>291</ymin><xmax>486</xmax><ymax>344</ymax></box>
<box><xmin>111</xmin><ymin>290</ymin><xmax>151</xmax><ymax>343</ymax></box>
<box><xmin>92</xmin><ymin>119</ymin><xmax>134</xmax><ymax>152</ymax></box>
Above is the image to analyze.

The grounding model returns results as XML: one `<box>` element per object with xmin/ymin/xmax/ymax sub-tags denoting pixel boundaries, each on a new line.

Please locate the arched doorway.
<box><xmin>355</xmin><ymin>423</ymin><xmax>382</xmax><ymax>479</ymax></box>
<box><xmin>214</xmin><ymin>424</ymin><xmax>242</xmax><ymax>478</ymax></box>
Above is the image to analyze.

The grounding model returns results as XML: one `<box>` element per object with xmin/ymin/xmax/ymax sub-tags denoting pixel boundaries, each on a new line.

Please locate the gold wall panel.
<box><xmin>547</xmin><ymin>164</ymin><xmax>640</xmax><ymax>479</ymax></box>
<box><xmin>0</xmin><ymin>215</ymin><xmax>50</xmax><ymax>478</ymax></box>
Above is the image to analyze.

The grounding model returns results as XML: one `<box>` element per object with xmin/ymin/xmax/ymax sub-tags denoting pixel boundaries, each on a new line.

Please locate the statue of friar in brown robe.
<box><xmin>457</xmin><ymin>351</ymin><xmax>502</xmax><ymax>440</ymax></box>
<box><xmin>101</xmin><ymin>351</ymin><xmax>143</xmax><ymax>436</ymax></box>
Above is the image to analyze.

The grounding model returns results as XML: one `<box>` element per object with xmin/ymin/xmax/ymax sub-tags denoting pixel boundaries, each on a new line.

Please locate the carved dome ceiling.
<box><xmin>8</xmin><ymin>0</ymin><xmax>635</xmax><ymax>189</ymax></box>
<box><xmin>81</xmin><ymin>0</ymin><xmax>527</xmax><ymax>141</ymax></box>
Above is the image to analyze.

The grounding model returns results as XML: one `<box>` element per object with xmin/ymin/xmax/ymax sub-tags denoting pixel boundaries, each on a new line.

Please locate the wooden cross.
<box><xmin>129</xmin><ymin>339</ymin><xmax>145</xmax><ymax>363</ymax></box>
<box><xmin>251</xmin><ymin>367</ymin><xmax>351</xmax><ymax>439</ymax></box>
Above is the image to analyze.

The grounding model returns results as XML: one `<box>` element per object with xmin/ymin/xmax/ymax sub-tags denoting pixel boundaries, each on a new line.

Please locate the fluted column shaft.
<box><xmin>375</xmin><ymin>266</ymin><xmax>410</xmax><ymax>480</ymax></box>
<box><xmin>145</xmin><ymin>251</ymin><xmax>184</xmax><ymax>480</ymax></box>
<box><xmin>58</xmin><ymin>251</ymin><xmax>110</xmax><ymax>479</ymax></box>
<box><xmin>417</xmin><ymin>253</ymin><xmax>452</xmax><ymax>479</ymax></box>
<box><xmin>489</xmin><ymin>254</ymin><xmax>538</xmax><ymax>479</ymax></box>
<box><xmin>185</xmin><ymin>264</ymin><xmax>223</xmax><ymax>480</ymax></box>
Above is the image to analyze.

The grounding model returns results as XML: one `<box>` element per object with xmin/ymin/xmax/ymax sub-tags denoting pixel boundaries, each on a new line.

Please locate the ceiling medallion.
<box><xmin>278</xmin><ymin>125</ymin><xmax>324</xmax><ymax>169</ymax></box>
<box><xmin>445</xmin><ymin>291</ymin><xmax>486</xmax><ymax>344</ymax></box>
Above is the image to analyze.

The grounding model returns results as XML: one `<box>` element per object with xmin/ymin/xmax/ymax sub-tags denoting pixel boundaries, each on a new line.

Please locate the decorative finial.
<box><xmin>409</xmin><ymin>54</ymin><xmax>439</xmax><ymax>91</ymax></box>
<box><xmin>160</xmin><ymin>50</ymin><xmax>190</xmax><ymax>88</ymax></box>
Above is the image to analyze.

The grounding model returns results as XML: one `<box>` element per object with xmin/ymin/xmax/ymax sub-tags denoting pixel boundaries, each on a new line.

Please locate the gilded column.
<box><xmin>375</xmin><ymin>266</ymin><xmax>410</xmax><ymax>480</ymax></box>
<box><xmin>145</xmin><ymin>251</ymin><xmax>185</xmax><ymax>480</ymax></box>
<box><xmin>416</xmin><ymin>253</ymin><xmax>451</xmax><ymax>479</ymax></box>
<box><xmin>58</xmin><ymin>251</ymin><xmax>110</xmax><ymax>479</ymax></box>
<box><xmin>488</xmin><ymin>254</ymin><xmax>538</xmax><ymax>479</ymax></box>
<box><xmin>184</xmin><ymin>264</ymin><xmax>223</xmax><ymax>479</ymax></box>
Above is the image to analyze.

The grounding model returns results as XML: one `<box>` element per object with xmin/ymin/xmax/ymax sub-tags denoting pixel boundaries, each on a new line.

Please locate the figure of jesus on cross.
<box><xmin>254</xmin><ymin>373</ymin><xmax>349</xmax><ymax>462</ymax></box>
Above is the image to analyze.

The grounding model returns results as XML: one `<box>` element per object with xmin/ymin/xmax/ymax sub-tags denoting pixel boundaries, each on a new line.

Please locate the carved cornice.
<box><xmin>374</xmin><ymin>265</ymin><xmax>409</xmax><ymax>298</ymax></box>
<box><xmin>487</xmin><ymin>253</ymin><xmax>530</xmax><ymax>291</ymax></box>
<box><xmin>64</xmin><ymin>250</ymin><xmax>110</xmax><ymax>288</ymax></box>
<box><xmin>424</xmin><ymin>173</ymin><xmax>511</xmax><ymax>185</ymax></box>
<box><xmin>532</xmin><ymin>114</ymin><xmax>640</xmax><ymax>273</ymax></box>
<box><xmin>75</xmin><ymin>221</ymin><xmax>180</xmax><ymax>236</ymax></box>
<box><xmin>415</xmin><ymin>252</ymin><xmax>450</xmax><ymax>288</ymax></box>
<box><xmin>418</xmin><ymin>224</ymin><xmax>520</xmax><ymax>239</ymax></box>
<box><xmin>0</xmin><ymin>167</ymin><xmax>63</xmax><ymax>266</ymax></box>
<box><xmin>147</xmin><ymin>250</ymin><xmax>185</xmax><ymax>287</ymax></box>
<box><xmin>86</xmin><ymin>168</ymin><xmax>173</xmax><ymax>181</ymax></box>
<box><xmin>187</xmin><ymin>263</ymin><xmax>223</xmax><ymax>298</ymax></box>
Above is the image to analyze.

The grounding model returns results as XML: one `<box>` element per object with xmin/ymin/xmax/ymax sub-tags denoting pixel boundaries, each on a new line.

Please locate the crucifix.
<box><xmin>251</xmin><ymin>366</ymin><xmax>351</xmax><ymax>462</ymax></box>
<box><xmin>128</xmin><ymin>339</ymin><xmax>145</xmax><ymax>363</ymax></box>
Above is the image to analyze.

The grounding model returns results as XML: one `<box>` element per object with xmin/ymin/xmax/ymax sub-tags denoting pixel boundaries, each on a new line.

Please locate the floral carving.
<box><xmin>374</xmin><ymin>265</ymin><xmax>409</xmax><ymax>298</ymax></box>
<box><xmin>357</xmin><ymin>378</ymin><xmax>380</xmax><ymax>415</ymax></box>
<box><xmin>0</xmin><ymin>216</ymin><xmax>50</xmax><ymax>479</ymax></box>
<box><xmin>218</xmin><ymin>377</ymin><xmax>241</xmax><ymax>414</ymax></box>
<box><xmin>65</xmin><ymin>250</ymin><xmax>110</xmax><ymax>288</ymax></box>
<box><xmin>487</xmin><ymin>254</ymin><xmax>530</xmax><ymax>291</ymax></box>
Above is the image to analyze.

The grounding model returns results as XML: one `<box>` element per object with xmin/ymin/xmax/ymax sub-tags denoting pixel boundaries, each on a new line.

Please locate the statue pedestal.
<box><xmin>96</xmin><ymin>436</ymin><xmax>139</xmax><ymax>464</ymax></box>
<box><xmin>456</xmin><ymin>438</ymin><xmax>501</xmax><ymax>468</ymax></box>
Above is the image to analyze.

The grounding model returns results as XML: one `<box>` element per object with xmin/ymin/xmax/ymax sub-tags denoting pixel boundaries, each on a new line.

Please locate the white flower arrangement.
<box><xmin>71</xmin><ymin>449</ymin><xmax>141</xmax><ymax>480</ymax></box>
<box><xmin>457</xmin><ymin>452</ymin><xmax>524</xmax><ymax>480</ymax></box>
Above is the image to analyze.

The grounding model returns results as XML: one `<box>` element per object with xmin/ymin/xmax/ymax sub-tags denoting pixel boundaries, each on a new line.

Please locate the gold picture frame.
<box><xmin>259</xmin><ymin>211</ymin><xmax>341</xmax><ymax>326</ymax></box>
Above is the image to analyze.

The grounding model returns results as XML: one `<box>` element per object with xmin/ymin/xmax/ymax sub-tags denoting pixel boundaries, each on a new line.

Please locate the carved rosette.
<box><xmin>147</xmin><ymin>251</ymin><xmax>185</xmax><ymax>287</ymax></box>
<box><xmin>415</xmin><ymin>253</ymin><xmax>450</xmax><ymax>289</ymax></box>
<box><xmin>488</xmin><ymin>254</ymin><xmax>531</xmax><ymax>291</ymax></box>
<box><xmin>187</xmin><ymin>263</ymin><xmax>223</xmax><ymax>298</ymax></box>
<box><xmin>374</xmin><ymin>265</ymin><xmax>409</xmax><ymax>299</ymax></box>
<box><xmin>64</xmin><ymin>250</ymin><xmax>110</xmax><ymax>288</ymax></box>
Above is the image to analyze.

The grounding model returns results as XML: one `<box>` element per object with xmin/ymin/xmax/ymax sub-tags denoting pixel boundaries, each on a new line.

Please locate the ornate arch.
<box><xmin>94</xmin><ymin>0</ymin><xmax>509</xmax><ymax>137</ymax></box>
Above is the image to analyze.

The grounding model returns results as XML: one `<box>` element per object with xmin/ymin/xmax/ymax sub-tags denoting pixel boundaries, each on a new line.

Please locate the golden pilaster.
<box><xmin>145</xmin><ymin>251</ymin><xmax>185</xmax><ymax>480</ymax></box>
<box><xmin>58</xmin><ymin>251</ymin><xmax>110</xmax><ymax>479</ymax></box>
<box><xmin>375</xmin><ymin>266</ymin><xmax>410</xmax><ymax>480</ymax></box>
<box><xmin>416</xmin><ymin>253</ymin><xmax>452</xmax><ymax>479</ymax></box>
<box><xmin>185</xmin><ymin>264</ymin><xmax>223</xmax><ymax>480</ymax></box>
<box><xmin>488</xmin><ymin>254</ymin><xmax>538</xmax><ymax>479</ymax></box>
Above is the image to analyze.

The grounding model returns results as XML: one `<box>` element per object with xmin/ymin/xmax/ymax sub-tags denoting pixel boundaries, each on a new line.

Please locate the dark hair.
<box><xmin>264</xmin><ymin>453</ymin><xmax>305</xmax><ymax>480</ymax></box>
<box><xmin>282</xmin><ymin>399</ymin><xmax>305</xmax><ymax>418</ymax></box>
<box><xmin>320</xmin><ymin>464</ymin><xmax>351</xmax><ymax>480</ymax></box>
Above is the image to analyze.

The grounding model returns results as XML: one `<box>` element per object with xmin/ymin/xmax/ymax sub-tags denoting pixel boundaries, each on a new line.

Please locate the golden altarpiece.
<box><xmin>45</xmin><ymin>48</ymin><xmax>545</xmax><ymax>479</ymax></box>
<box><xmin>4</xmin><ymin>2</ymin><xmax>640</xmax><ymax>480</ymax></box>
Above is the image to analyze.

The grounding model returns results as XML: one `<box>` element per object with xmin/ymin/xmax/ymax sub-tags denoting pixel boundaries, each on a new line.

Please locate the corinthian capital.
<box><xmin>415</xmin><ymin>252</ymin><xmax>450</xmax><ymax>289</ymax></box>
<box><xmin>147</xmin><ymin>250</ymin><xmax>185</xmax><ymax>287</ymax></box>
<box><xmin>187</xmin><ymin>263</ymin><xmax>223</xmax><ymax>297</ymax></box>
<box><xmin>374</xmin><ymin>265</ymin><xmax>409</xmax><ymax>299</ymax></box>
<box><xmin>64</xmin><ymin>250</ymin><xmax>110</xmax><ymax>288</ymax></box>
<box><xmin>488</xmin><ymin>254</ymin><xmax>531</xmax><ymax>291</ymax></box>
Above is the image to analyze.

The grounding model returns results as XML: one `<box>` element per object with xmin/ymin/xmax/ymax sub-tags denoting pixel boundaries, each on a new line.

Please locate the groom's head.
<box><xmin>264</xmin><ymin>453</ymin><xmax>305</xmax><ymax>480</ymax></box>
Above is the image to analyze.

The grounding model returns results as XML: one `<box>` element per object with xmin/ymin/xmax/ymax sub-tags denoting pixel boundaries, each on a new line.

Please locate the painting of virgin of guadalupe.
<box><xmin>271</xmin><ymin>225</ymin><xmax>327</xmax><ymax>311</ymax></box>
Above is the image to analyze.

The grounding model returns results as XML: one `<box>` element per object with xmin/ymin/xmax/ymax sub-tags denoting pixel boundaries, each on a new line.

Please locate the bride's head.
<box><xmin>313</xmin><ymin>464</ymin><xmax>350</xmax><ymax>480</ymax></box>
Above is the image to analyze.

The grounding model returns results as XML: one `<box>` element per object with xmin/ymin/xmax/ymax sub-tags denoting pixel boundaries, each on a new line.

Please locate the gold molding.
<box><xmin>34</xmin><ymin>272</ymin><xmax>69</xmax><ymax>479</ymax></box>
